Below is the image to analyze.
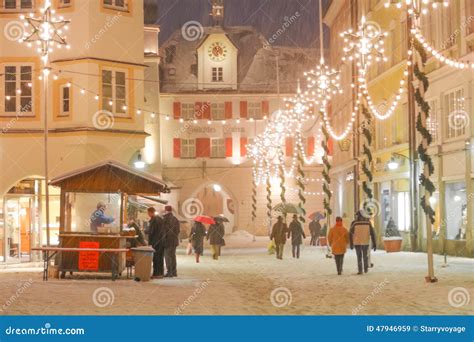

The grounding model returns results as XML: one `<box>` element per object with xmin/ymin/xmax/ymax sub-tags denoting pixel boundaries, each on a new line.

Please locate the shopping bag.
<box><xmin>267</xmin><ymin>240</ymin><xmax>276</xmax><ymax>255</ymax></box>
<box><xmin>186</xmin><ymin>242</ymin><xmax>193</xmax><ymax>255</ymax></box>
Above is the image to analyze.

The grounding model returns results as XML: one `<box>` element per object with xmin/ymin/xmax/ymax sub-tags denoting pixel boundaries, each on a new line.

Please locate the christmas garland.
<box><xmin>251</xmin><ymin>174</ymin><xmax>257</xmax><ymax>223</ymax></box>
<box><xmin>296</xmin><ymin>134</ymin><xmax>306</xmax><ymax>223</ymax></box>
<box><xmin>361</xmin><ymin>105</ymin><xmax>374</xmax><ymax>200</ymax></box>
<box><xmin>413</xmin><ymin>39</ymin><xmax>436</xmax><ymax>224</ymax></box>
<box><xmin>266</xmin><ymin>167</ymin><xmax>272</xmax><ymax>228</ymax></box>
<box><xmin>322</xmin><ymin>124</ymin><xmax>332</xmax><ymax>217</ymax></box>
<box><xmin>278</xmin><ymin>149</ymin><xmax>287</xmax><ymax>206</ymax></box>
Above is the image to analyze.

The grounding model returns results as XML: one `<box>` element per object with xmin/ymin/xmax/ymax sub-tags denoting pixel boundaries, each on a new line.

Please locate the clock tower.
<box><xmin>210</xmin><ymin>0</ymin><xmax>224</xmax><ymax>26</ymax></box>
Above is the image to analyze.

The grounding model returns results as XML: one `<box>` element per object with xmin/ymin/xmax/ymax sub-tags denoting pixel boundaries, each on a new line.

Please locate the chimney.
<box><xmin>210</xmin><ymin>0</ymin><xmax>224</xmax><ymax>26</ymax></box>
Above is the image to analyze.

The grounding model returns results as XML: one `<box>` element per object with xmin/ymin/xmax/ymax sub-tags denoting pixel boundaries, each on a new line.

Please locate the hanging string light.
<box><xmin>384</xmin><ymin>0</ymin><xmax>448</xmax><ymax>16</ymax></box>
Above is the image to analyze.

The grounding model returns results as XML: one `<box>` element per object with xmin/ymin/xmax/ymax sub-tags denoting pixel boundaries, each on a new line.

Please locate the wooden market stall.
<box><xmin>46</xmin><ymin>160</ymin><xmax>171</xmax><ymax>279</ymax></box>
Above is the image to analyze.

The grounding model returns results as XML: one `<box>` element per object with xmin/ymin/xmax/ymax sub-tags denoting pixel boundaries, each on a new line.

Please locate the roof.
<box><xmin>50</xmin><ymin>160</ymin><xmax>171</xmax><ymax>194</ymax></box>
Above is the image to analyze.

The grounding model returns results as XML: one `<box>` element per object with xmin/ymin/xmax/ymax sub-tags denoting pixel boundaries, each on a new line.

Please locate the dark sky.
<box><xmin>145</xmin><ymin>0</ymin><xmax>330</xmax><ymax>48</ymax></box>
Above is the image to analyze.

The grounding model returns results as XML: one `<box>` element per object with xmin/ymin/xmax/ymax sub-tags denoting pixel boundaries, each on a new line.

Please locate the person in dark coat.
<box><xmin>270</xmin><ymin>216</ymin><xmax>289</xmax><ymax>260</ymax></box>
<box><xmin>189</xmin><ymin>221</ymin><xmax>206</xmax><ymax>263</ymax></box>
<box><xmin>127</xmin><ymin>218</ymin><xmax>146</xmax><ymax>248</ymax></box>
<box><xmin>309</xmin><ymin>218</ymin><xmax>322</xmax><ymax>246</ymax></box>
<box><xmin>350</xmin><ymin>210</ymin><xmax>376</xmax><ymax>275</ymax></box>
<box><xmin>207</xmin><ymin>221</ymin><xmax>225</xmax><ymax>260</ymax></box>
<box><xmin>147</xmin><ymin>207</ymin><xmax>165</xmax><ymax>279</ymax></box>
<box><xmin>288</xmin><ymin>215</ymin><xmax>306</xmax><ymax>258</ymax></box>
<box><xmin>163</xmin><ymin>206</ymin><xmax>180</xmax><ymax>277</ymax></box>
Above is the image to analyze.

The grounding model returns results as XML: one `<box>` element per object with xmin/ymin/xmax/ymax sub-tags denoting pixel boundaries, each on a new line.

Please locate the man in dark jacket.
<box><xmin>162</xmin><ymin>206</ymin><xmax>180</xmax><ymax>277</ymax></box>
<box><xmin>288</xmin><ymin>214</ymin><xmax>306</xmax><ymax>258</ymax></box>
<box><xmin>207</xmin><ymin>221</ymin><xmax>225</xmax><ymax>260</ymax></box>
<box><xmin>270</xmin><ymin>216</ymin><xmax>289</xmax><ymax>260</ymax></box>
<box><xmin>309</xmin><ymin>218</ymin><xmax>322</xmax><ymax>246</ymax></box>
<box><xmin>350</xmin><ymin>210</ymin><xmax>376</xmax><ymax>275</ymax></box>
<box><xmin>147</xmin><ymin>207</ymin><xmax>165</xmax><ymax>279</ymax></box>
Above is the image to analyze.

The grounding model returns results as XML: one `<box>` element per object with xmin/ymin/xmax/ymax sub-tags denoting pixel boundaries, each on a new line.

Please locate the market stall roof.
<box><xmin>50</xmin><ymin>160</ymin><xmax>171</xmax><ymax>195</ymax></box>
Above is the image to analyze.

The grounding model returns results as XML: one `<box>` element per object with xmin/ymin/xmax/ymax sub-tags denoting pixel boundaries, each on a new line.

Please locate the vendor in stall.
<box><xmin>90</xmin><ymin>201</ymin><xmax>115</xmax><ymax>233</ymax></box>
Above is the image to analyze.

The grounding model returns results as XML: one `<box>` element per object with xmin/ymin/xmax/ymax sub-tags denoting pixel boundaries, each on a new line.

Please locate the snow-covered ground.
<box><xmin>0</xmin><ymin>231</ymin><xmax>472</xmax><ymax>315</ymax></box>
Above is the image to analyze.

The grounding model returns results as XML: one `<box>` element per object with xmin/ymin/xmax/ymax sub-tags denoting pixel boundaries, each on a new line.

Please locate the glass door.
<box><xmin>4</xmin><ymin>196</ymin><xmax>34</xmax><ymax>263</ymax></box>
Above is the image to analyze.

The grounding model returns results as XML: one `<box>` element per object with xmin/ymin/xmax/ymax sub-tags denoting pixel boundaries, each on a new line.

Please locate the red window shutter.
<box><xmin>196</xmin><ymin>138</ymin><xmax>210</xmax><ymax>158</ymax></box>
<box><xmin>225</xmin><ymin>102</ymin><xmax>233</xmax><ymax>119</ymax></box>
<box><xmin>285</xmin><ymin>138</ymin><xmax>293</xmax><ymax>156</ymax></box>
<box><xmin>240</xmin><ymin>137</ymin><xmax>248</xmax><ymax>157</ymax></box>
<box><xmin>173</xmin><ymin>102</ymin><xmax>181</xmax><ymax>119</ymax></box>
<box><xmin>203</xmin><ymin>102</ymin><xmax>211</xmax><ymax>120</ymax></box>
<box><xmin>262</xmin><ymin>100</ymin><xmax>269</xmax><ymax>117</ymax></box>
<box><xmin>173</xmin><ymin>138</ymin><xmax>181</xmax><ymax>158</ymax></box>
<box><xmin>327</xmin><ymin>138</ymin><xmax>334</xmax><ymax>156</ymax></box>
<box><xmin>307</xmin><ymin>137</ymin><xmax>315</xmax><ymax>156</ymax></box>
<box><xmin>225</xmin><ymin>137</ymin><xmax>233</xmax><ymax>157</ymax></box>
<box><xmin>240</xmin><ymin>101</ymin><xmax>248</xmax><ymax>118</ymax></box>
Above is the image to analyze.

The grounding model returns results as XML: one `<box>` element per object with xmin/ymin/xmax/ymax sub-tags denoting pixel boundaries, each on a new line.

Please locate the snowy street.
<box><xmin>0</xmin><ymin>232</ymin><xmax>472</xmax><ymax>316</ymax></box>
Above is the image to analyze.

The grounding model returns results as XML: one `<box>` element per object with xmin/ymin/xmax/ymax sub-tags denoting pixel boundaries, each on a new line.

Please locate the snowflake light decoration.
<box><xmin>304</xmin><ymin>63</ymin><xmax>342</xmax><ymax>106</ymax></box>
<box><xmin>284</xmin><ymin>81</ymin><xmax>314</xmax><ymax>121</ymax></box>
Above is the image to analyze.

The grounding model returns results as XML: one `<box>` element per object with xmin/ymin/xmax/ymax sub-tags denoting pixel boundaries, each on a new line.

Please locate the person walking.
<box><xmin>147</xmin><ymin>207</ymin><xmax>165</xmax><ymax>279</ymax></box>
<box><xmin>309</xmin><ymin>218</ymin><xmax>322</xmax><ymax>246</ymax></box>
<box><xmin>207</xmin><ymin>221</ymin><xmax>225</xmax><ymax>260</ymax></box>
<box><xmin>350</xmin><ymin>210</ymin><xmax>376</xmax><ymax>275</ymax></box>
<box><xmin>288</xmin><ymin>215</ymin><xmax>306</xmax><ymax>258</ymax></box>
<box><xmin>270</xmin><ymin>216</ymin><xmax>289</xmax><ymax>260</ymax></box>
<box><xmin>163</xmin><ymin>206</ymin><xmax>180</xmax><ymax>277</ymax></box>
<box><xmin>328</xmin><ymin>216</ymin><xmax>349</xmax><ymax>275</ymax></box>
<box><xmin>189</xmin><ymin>221</ymin><xmax>207</xmax><ymax>263</ymax></box>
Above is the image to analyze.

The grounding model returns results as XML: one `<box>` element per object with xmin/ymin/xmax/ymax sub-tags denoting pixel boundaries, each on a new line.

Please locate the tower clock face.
<box><xmin>208</xmin><ymin>42</ymin><xmax>228</xmax><ymax>62</ymax></box>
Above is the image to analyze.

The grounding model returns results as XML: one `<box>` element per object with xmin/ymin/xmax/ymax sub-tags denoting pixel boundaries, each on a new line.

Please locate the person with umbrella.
<box><xmin>308</xmin><ymin>213</ymin><xmax>323</xmax><ymax>246</ymax></box>
<box><xmin>207</xmin><ymin>216</ymin><xmax>226</xmax><ymax>260</ymax></box>
<box><xmin>270</xmin><ymin>216</ymin><xmax>289</xmax><ymax>260</ymax></box>
<box><xmin>190</xmin><ymin>216</ymin><xmax>212</xmax><ymax>263</ymax></box>
<box><xmin>288</xmin><ymin>214</ymin><xmax>306</xmax><ymax>258</ymax></box>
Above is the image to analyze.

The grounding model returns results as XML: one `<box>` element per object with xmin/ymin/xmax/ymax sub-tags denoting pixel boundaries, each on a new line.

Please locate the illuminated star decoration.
<box><xmin>340</xmin><ymin>16</ymin><xmax>388</xmax><ymax>78</ymax></box>
<box><xmin>285</xmin><ymin>80</ymin><xmax>314</xmax><ymax>121</ymax></box>
<box><xmin>384</xmin><ymin>0</ymin><xmax>448</xmax><ymax>16</ymax></box>
<box><xmin>19</xmin><ymin>1</ymin><xmax>70</xmax><ymax>63</ymax></box>
<box><xmin>304</xmin><ymin>63</ymin><xmax>342</xmax><ymax>106</ymax></box>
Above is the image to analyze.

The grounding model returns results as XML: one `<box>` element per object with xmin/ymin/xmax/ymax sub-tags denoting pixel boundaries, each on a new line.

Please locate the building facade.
<box><xmin>325</xmin><ymin>0</ymin><xmax>474</xmax><ymax>257</ymax></box>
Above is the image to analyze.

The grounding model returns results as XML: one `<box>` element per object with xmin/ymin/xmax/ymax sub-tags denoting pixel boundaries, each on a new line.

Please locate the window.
<box><xmin>181</xmin><ymin>139</ymin><xmax>196</xmax><ymax>159</ymax></box>
<box><xmin>444</xmin><ymin>88</ymin><xmax>466</xmax><ymax>140</ymax></box>
<box><xmin>248</xmin><ymin>102</ymin><xmax>262</xmax><ymax>120</ymax></box>
<box><xmin>102</xmin><ymin>69</ymin><xmax>127</xmax><ymax>116</ymax></box>
<box><xmin>181</xmin><ymin>103</ymin><xmax>195</xmax><ymax>120</ymax></box>
<box><xmin>445</xmin><ymin>182</ymin><xmax>467</xmax><ymax>240</ymax></box>
<box><xmin>2</xmin><ymin>0</ymin><xmax>33</xmax><ymax>11</ymax></box>
<box><xmin>60</xmin><ymin>85</ymin><xmax>71</xmax><ymax>116</ymax></box>
<box><xmin>440</xmin><ymin>4</ymin><xmax>455</xmax><ymax>49</ymax></box>
<box><xmin>103</xmin><ymin>0</ymin><xmax>128</xmax><ymax>11</ymax></box>
<box><xmin>211</xmin><ymin>103</ymin><xmax>225</xmax><ymax>120</ymax></box>
<box><xmin>467</xmin><ymin>0</ymin><xmax>474</xmax><ymax>35</ymax></box>
<box><xmin>59</xmin><ymin>0</ymin><xmax>71</xmax><ymax>8</ymax></box>
<box><xmin>426</xmin><ymin>99</ymin><xmax>439</xmax><ymax>142</ymax></box>
<box><xmin>3</xmin><ymin>65</ymin><xmax>33</xmax><ymax>116</ymax></box>
<box><xmin>211</xmin><ymin>138</ymin><xmax>225</xmax><ymax>158</ymax></box>
<box><xmin>212</xmin><ymin>67</ymin><xmax>223</xmax><ymax>82</ymax></box>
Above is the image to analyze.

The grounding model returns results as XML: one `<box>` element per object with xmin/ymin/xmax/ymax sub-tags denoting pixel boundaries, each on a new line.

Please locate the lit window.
<box><xmin>103</xmin><ymin>0</ymin><xmax>128</xmax><ymax>11</ymax></box>
<box><xmin>3</xmin><ymin>65</ymin><xmax>33</xmax><ymax>116</ymax></box>
<box><xmin>102</xmin><ymin>69</ymin><xmax>128</xmax><ymax>116</ymax></box>
<box><xmin>444</xmin><ymin>88</ymin><xmax>466</xmax><ymax>140</ymax></box>
<box><xmin>248</xmin><ymin>102</ymin><xmax>262</xmax><ymax>120</ymax></box>
<box><xmin>426</xmin><ymin>99</ymin><xmax>439</xmax><ymax>143</ymax></box>
<box><xmin>60</xmin><ymin>85</ymin><xmax>70</xmax><ymax>116</ymax></box>
<box><xmin>211</xmin><ymin>103</ymin><xmax>225</xmax><ymax>120</ymax></box>
<box><xmin>181</xmin><ymin>103</ymin><xmax>195</xmax><ymax>120</ymax></box>
<box><xmin>181</xmin><ymin>139</ymin><xmax>196</xmax><ymax>159</ymax></box>
<box><xmin>59</xmin><ymin>0</ymin><xmax>72</xmax><ymax>8</ymax></box>
<box><xmin>212</xmin><ymin>67</ymin><xmax>223</xmax><ymax>82</ymax></box>
<box><xmin>211</xmin><ymin>138</ymin><xmax>225</xmax><ymax>158</ymax></box>
<box><xmin>2</xmin><ymin>0</ymin><xmax>33</xmax><ymax>11</ymax></box>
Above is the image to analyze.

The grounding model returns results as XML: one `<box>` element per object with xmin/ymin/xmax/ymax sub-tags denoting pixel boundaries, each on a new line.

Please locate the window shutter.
<box><xmin>262</xmin><ymin>100</ymin><xmax>269</xmax><ymax>117</ymax></box>
<box><xmin>225</xmin><ymin>102</ymin><xmax>233</xmax><ymax>119</ymax></box>
<box><xmin>173</xmin><ymin>138</ymin><xmax>181</xmax><ymax>158</ymax></box>
<box><xmin>196</xmin><ymin>138</ymin><xmax>210</xmax><ymax>158</ymax></box>
<box><xmin>173</xmin><ymin>102</ymin><xmax>181</xmax><ymax>119</ymax></box>
<box><xmin>240</xmin><ymin>137</ymin><xmax>248</xmax><ymax>157</ymax></box>
<box><xmin>225</xmin><ymin>137</ymin><xmax>233</xmax><ymax>157</ymax></box>
<box><xmin>285</xmin><ymin>138</ymin><xmax>293</xmax><ymax>157</ymax></box>
<box><xmin>203</xmin><ymin>102</ymin><xmax>211</xmax><ymax>120</ymax></box>
<box><xmin>307</xmin><ymin>137</ymin><xmax>315</xmax><ymax>156</ymax></box>
<box><xmin>240</xmin><ymin>101</ymin><xmax>248</xmax><ymax>118</ymax></box>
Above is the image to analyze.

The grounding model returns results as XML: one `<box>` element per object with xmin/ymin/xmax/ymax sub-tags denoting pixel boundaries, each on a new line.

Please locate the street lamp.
<box><xmin>134</xmin><ymin>152</ymin><xmax>146</xmax><ymax>169</ymax></box>
<box><xmin>19</xmin><ymin>0</ymin><xmax>70</xmax><ymax>246</ymax></box>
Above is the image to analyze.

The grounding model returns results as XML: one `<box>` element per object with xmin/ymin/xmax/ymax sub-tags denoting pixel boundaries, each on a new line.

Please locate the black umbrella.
<box><xmin>214</xmin><ymin>215</ymin><xmax>230</xmax><ymax>223</ymax></box>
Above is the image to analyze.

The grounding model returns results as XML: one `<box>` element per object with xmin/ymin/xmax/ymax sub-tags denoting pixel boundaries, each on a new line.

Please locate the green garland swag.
<box><xmin>361</xmin><ymin>105</ymin><xmax>374</xmax><ymax>200</ymax></box>
<box><xmin>296</xmin><ymin>135</ymin><xmax>306</xmax><ymax>223</ymax></box>
<box><xmin>321</xmin><ymin>124</ymin><xmax>332</xmax><ymax>217</ymax></box>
